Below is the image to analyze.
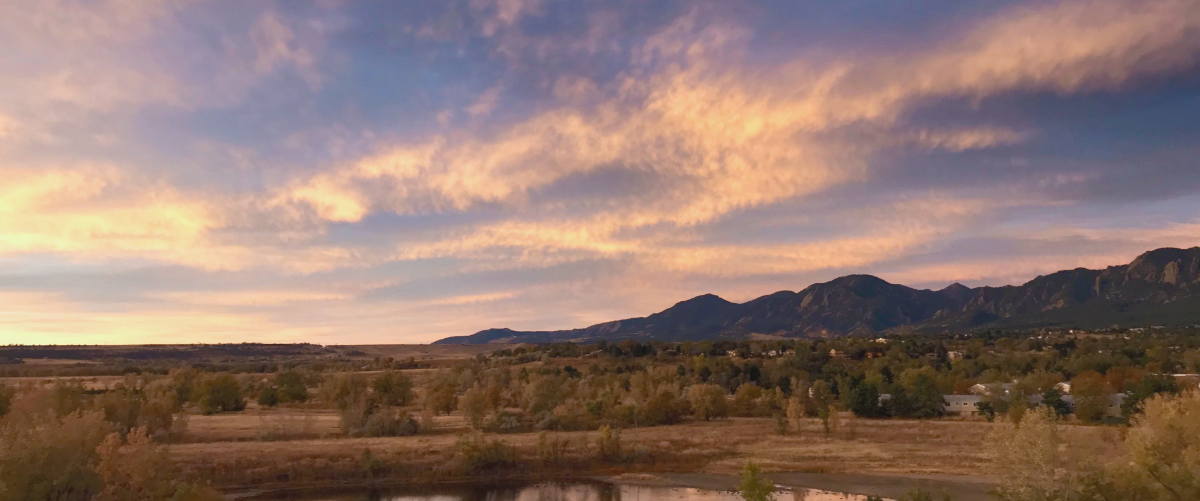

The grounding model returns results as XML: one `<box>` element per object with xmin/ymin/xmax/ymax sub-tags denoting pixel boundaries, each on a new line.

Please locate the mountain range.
<box><xmin>433</xmin><ymin>247</ymin><xmax>1200</xmax><ymax>344</ymax></box>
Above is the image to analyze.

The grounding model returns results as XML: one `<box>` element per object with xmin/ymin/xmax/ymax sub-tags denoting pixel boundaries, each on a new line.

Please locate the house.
<box><xmin>944</xmin><ymin>395</ymin><xmax>983</xmax><ymax>416</ymax></box>
<box><xmin>947</xmin><ymin>351</ymin><xmax>965</xmax><ymax>361</ymax></box>
<box><xmin>727</xmin><ymin>350</ymin><xmax>739</xmax><ymax>358</ymax></box>
<box><xmin>830</xmin><ymin>349</ymin><xmax>847</xmax><ymax>358</ymax></box>
<box><xmin>875</xmin><ymin>338</ymin><xmax>889</xmax><ymax>344</ymax></box>
<box><xmin>1055</xmin><ymin>382</ymin><xmax>1071</xmax><ymax>394</ymax></box>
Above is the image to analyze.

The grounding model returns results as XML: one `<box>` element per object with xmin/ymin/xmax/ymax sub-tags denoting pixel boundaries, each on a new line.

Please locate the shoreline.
<box><xmin>222</xmin><ymin>469</ymin><xmax>995</xmax><ymax>501</ymax></box>
<box><xmin>605</xmin><ymin>472</ymin><xmax>996</xmax><ymax>501</ymax></box>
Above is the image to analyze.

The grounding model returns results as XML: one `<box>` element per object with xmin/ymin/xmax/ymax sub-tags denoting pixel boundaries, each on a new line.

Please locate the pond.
<box><xmin>256</xmin><ymin>481</ymin><xmax>891</xmax><ymax>501</ymax></box>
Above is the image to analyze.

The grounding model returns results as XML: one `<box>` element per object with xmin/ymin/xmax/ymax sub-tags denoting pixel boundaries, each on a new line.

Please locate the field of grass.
<box><xmin>165</xmin><ymin>407</ymin><xmax>1121</xmax><ymax>496</ymax></box>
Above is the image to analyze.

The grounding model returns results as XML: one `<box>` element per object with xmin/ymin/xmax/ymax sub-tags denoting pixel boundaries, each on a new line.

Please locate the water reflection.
<box><xmin>268</xmin><ymin>481</ymin><xmax>891</xmax><ymax>501</ymax></box>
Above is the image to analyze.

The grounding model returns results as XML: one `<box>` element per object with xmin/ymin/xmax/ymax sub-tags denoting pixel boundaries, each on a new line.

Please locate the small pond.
<box><xmin>255</xmin><ymin>480</ymin><xmax>890</xmax><ymax>501</ymax></box>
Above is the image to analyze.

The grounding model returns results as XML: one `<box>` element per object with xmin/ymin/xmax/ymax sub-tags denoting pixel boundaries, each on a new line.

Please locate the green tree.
<box><xmin>738</xmin><ymin>461</ymin><xmax>776</xmax><ymax>501</ymax></box>
<box><xmin>373</xmin><ymin>370</ymin><xmax>414</xmax><ymax>406</ymax></box>
<box><xmin>907</xmin><ymin>373</ymin><xmax>945</xmax><ymax>419</ymax></box>
<box><xmin>1041</xmin><ymin>388</ymin><xmax>1071</xmax><ymax>417</ymax></box>
<box><xmin>194</xmin><ymin>374</ymin><xmax>245</xmax><ymax>415</ymax></box>
<box><xmin>275</xmin><ymin>370</ymin><xmax>309</xmax><ymax>403</ymax></box>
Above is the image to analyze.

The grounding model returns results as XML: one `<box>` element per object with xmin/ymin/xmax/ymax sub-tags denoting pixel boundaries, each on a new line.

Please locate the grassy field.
<box><xmin>165</xmin><ymin>407</ymin><xmax>1121</xmax><ymax>495</ymax></box>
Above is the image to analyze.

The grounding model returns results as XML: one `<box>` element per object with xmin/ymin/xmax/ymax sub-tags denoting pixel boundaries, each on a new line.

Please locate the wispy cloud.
<box><xmin>1</xmin><ymin>0</ymin><xmax>1199</xmax><ymax>342</ymax></box>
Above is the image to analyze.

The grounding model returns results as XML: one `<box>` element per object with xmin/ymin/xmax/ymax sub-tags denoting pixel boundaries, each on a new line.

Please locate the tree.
<box><xmin>847</xmin><ymin>383</ymin><xmax>882</xmax><ymax>418</ymax></box>
<box><xmin>733</xmin><ymin>383</ymin><xmax>764</xmax><ymax>417</ymax></box>
<box><xmin>373</xmin><ymin>371</ymin><xmax>414</xmax><ymax>406</ymax></box>
<box><xmin>1071</xmin><ymin>371</ymin><xmax>1111</xmax><ymax>424</ymax></box>
<box><xmin>907</xmin><ymin>373</ymin><xmax>945</xmax><ymax>419</ymax></box>
<box><xmin>738</xmin><ymin>461</ymin><xmax>776</xmax><ymax>501</ymax></box>
<box><xmin>985</xmin><ymin>407</ymin><xmax>1072</xmax><ymax>501</ymax></box>
<box><xmin>0</xmin><ymin>411</ymin><xmax>110</xmax><ymax>500</ymax></box>
<box><xmin>321</xmin><ymin>373</ymin><xmax>369</xmax><ymax>410</ymax></box>
<box><xmin>687</xmin><ymin>384</ymin><xmax>729</xmax><ymax>421</ymax></box>
<box><xmin>460</xmin><ymin>387</ymin><xmax>489</xmax><ymax>430</ymax></box>
<box><xmin>194</xmin><ymin>374</ymin><xmax>245</xmax><ymax>415</ymax></box>
<box><xmin>1041</xmin><ymin>388</ymin><xmax>1072</xmax><ymax>417</ymax></box>
<box><xmin>0</xmin><ymin>384</ymin><xmax>14</xmax><ymax>417</ymax></box>
<box><xmin>275</xmin><ymin>370</ymin><xmax>309</xmax><ymax>403</ymax></box>
<box><xmin>786</xmin><ymin>396</ymin><xmax>804</xmax><ymax>435</ymax></box>
<box><xmin>809</xmin><ymin>380</ymin><xmax>833</xmax><ymax>416</ymax></box>
<box><xmin>94</xmin><ymin>427</ymin><xmax>223</xmax><ymax>501</ymax></box>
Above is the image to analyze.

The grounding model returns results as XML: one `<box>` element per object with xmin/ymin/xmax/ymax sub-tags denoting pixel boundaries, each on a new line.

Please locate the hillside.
<box><xmin>434</xmin><ymin>247</ymin><xmax>1200</xmax><ymax>344</ymax></box>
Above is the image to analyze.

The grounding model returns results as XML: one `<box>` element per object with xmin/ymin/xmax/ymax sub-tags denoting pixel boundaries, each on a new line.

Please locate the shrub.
<box><xmin>340</xmin><ymin>398</ymin><xmax>418</xmax><ymax>437</ymax></box>
<box><xmin>596</xmin><ymin>425</ymin><xmax>622</xmax><ymax>461</ymax></box>
<box><xmin>454</xmin><ymin>432</ymin><xmax>518</xmax><ymax>472</ymax></box>
<box><xmin>194</xmin><ymin>374</ymin><xmax>245</xmax><ymax>415</ymax></box>
<box><xmin>738</xmin><ymin>461</ymin><xmax>776</xmax><ymax>501</ymax></box>
<box><xmin>537</xmin><ymin>431</ymin><xmax>571</xmax><ymax>465</ymax></box>
<box><xmin>257</xmin><ymin>386</ymin><xmax>280</xmax><ymax>407</ymax></box>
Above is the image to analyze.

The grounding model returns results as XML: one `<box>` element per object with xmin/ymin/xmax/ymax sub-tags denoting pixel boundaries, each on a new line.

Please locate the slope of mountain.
<box><xmin>433</xmin><ymin>247</ymin><xmax>1200</xmax><ymax>344</ymax></box>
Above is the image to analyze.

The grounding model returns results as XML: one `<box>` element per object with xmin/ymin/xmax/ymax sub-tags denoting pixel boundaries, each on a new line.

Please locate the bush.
<box><xmin>340</xmin><ymin>398</ymin><xmax>418</xmax><ymax>437</ymax></box>
<box><xmin>596</xmin><ymin>425</ymin><xmax>622</xmax><ymax>461</ymax></box>
<box><xmin>738</xmin><ymin>461</ymin><xmax>776</xmax><ymax>501</ymax></box>
<box><xmin>454</xmin><ymin>432</ymin><xmax>518</xmax><ymax>472</ymax></box>
<box><xmin>537</xmin><ymin>431</ymin><xmax>571</xmax><ymax>465</ymax></box>
<box><xmin>257</xmin><ymin>387</ymin><xmax>280</xmax><ymax>407</ymax></box>
<box><xmin>194</xmin><ymin>374</ymin><xmax>245</xmax><ymax>415</ymax></box>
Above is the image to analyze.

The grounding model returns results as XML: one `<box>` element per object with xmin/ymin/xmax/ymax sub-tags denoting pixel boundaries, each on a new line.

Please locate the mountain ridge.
<box><xmin>434</xmin><ymin>247</ymin><xmax>1200</xmax><ymax>344</ymax></box>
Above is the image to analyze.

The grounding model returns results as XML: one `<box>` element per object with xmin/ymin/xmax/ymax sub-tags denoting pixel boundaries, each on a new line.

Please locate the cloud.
<box><xmin>3</xmin><ymin>0</ymin><xmax>1200</xmax><ymax>343</ymax></box>
<box><xmin>279</xmin><ymin>0</ymin><xmax>1200</xmax><ymax>280</ymax></box>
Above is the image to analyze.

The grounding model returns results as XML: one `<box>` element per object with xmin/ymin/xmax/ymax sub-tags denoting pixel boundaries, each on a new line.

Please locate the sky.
<box><xmin>2</xmin><ymin>0</ymin><xmax>1200</xmax><ymax>345</ymax></box>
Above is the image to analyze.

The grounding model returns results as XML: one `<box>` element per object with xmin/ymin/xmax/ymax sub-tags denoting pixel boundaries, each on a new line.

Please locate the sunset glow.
<box><xmin>3</xmin><ymin>0</ymin><xmax>1200</xmax><ymax>344</ymax></box>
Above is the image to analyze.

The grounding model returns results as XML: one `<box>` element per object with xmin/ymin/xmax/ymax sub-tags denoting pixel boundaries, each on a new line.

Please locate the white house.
<box><xmin>944</xmin><ymin>395</ymin><xmax>983</xmax><ymax>416</ymax></box>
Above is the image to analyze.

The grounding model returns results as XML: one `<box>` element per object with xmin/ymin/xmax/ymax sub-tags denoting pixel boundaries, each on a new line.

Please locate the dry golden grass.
<box><xmin>167</xmin><ymin>411</ymin><xmax>1124</xmax><ymax>493</ymax></box>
